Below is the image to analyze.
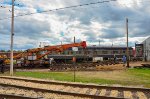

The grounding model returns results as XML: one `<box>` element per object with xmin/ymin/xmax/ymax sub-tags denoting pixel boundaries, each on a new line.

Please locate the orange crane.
<box><xmin>26</xmin><ymin>41</ymin><xmax>86</xmax><ymax>59</ymax></box>
<box><xmin>14</xmin><ymin>41</ymin><xmax>86</xmax><ymax>67</ymax></box>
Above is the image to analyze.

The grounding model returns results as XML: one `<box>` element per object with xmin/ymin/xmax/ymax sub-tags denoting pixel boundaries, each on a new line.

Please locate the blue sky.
<box><xmin>0</xmin><ymin>0</ymin><xmax>150</xmax><ymax>50</ymax></box>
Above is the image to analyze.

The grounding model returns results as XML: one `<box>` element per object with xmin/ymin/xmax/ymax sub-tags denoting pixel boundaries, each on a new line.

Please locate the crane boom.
<box><xmin>36</xmin><ymin>41</ymin><xmax>86</xmax><ymax>59</ymax></box>
<box><xmin>5</xmin><ymin>41</ymin><xmax>86</xmax><ymax>66</ymax></box>
<box><xmin>14</xmin><ymin>41</ymin><xmax>86</xmax><ymax>60</ymax></box>
<box><xmin>27</xmin><ymin>41</ymin><xmax>86</xmax><ymax>53</ymax></box>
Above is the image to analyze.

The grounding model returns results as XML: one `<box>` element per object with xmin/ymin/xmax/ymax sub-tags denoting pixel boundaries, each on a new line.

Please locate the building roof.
<box><xmin>87</xmin><ymin>46</ymin><xmax>133</xmax><ymax>48</ymax></box>
<box><xmin>67</xmin><ymin>46</ymin><xmax>133</xmax><ymax>50</ymax></box>
<box><xmin>142</xmin><ymin>36</ymin><xmax>150</xmax><ymax>43</ymax></box>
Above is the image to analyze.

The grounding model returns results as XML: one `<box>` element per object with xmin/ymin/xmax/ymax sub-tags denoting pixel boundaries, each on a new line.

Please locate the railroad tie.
<box><xmin>99</xmin><ymin>89</ymin><xmax>106</xmax><ymax>96</ymax></box>
<box><xmin>69</xmin><ymin>87</ymin><xmax>79</xmax><ymax>93</ymax></box>
<box><xmin>131</xmin><ymin>91</ymin><xmax>139</xmax><ymax>99</ymax></box>
<box><xmin>76</xmin><ymin>87</ymin><xmax>82</xmax><ymax>93</ymax></box>
<box><xmin>58</xmin><ymin>86</ymin><xmax>66</xmax><ymax>91</ymax></box>
<box><xmin>94</xmin><ymin>89</ymin><xmax>101</xmax><ymax>96</ymax></box>
<box><xmin>117</xmin><ymin>90</ymin><xmax>124</xmax><ymax>98</ymax></box>
<box><xmin>85</xmin><ymin>88</ymin><xmax>91</xmax><ymax>95</ymax></box>
<box><xmin>136</xmin><ymin>91</ymin><xmax>147</xmax><ymax>99</ymax></box>
<box><xmin>66</xmin><ymin>87</ymin><xmax>73</xmax><ymax>92</ymax></box>
<box><xmin>105</xmin><ymin>89</ymin><xmax>111</xmax><ymax>96</ymax></box>
<box><xmin>110</xmin><ymin>90</ymin><xmax>118</xmax><ymax>97</ymax></box>
<box><xmin>89</xmin><ymin>88</ymin><xmax>97</xmax><ymax>95</ymax></box>
<box><xmin>18</xmin><ymin>94</ymin><xmax>24</xmax><ymax>96</ymax></box>
<box><xmin>143</xmin><ymin>91</ymin><xmax>150</xmax><ymax>99</ymax></box>
<box><xmin>124</xmin><ymin>91</ymin><xmax>133</xmax><ymax>99</ymax></box>
<box><xmin>36</xmin><ymin>92</ymin><xmax>44</xmax><ymax>99</ymax></box>
<box><xmin>80</xmin><ymin>88</ymin><xmax>89</xmax><ymax>94</ymax></box>
<box><xmin>37</xmin><ymin>96</ymin><xmax>44</xmax><ymax>99</ymax></box>
<box><xmin>63</xmin><ymin>86</ymin><xmax>71</xmax><ymax>92</ymax></box>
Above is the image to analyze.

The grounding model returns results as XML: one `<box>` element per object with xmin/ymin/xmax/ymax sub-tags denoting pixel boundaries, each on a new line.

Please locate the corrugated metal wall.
<box><xmin>143</xmin><ymin>37</ymin><xmax>150</xmax><ymax>61</ymax></box>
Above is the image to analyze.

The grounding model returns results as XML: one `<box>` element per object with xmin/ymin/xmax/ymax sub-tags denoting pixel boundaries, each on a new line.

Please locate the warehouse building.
<box><xmin>142</xmin><ymin>37</ymin><xmax>150</xmax><ymax>61</ymax></box>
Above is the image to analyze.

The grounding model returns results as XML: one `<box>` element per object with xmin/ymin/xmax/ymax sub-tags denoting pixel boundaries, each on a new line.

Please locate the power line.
<box><xmin>1</xmin><ymin>0</ymin><xmax>149</xmax><ymax>9</ymax></box>
<box><xmin>0</xmin><ymin>0</ymin><xmax>150</xmax><ymax>22</ymax></box>
<box><xmin>0</xmin><ymin>0</ymin><xmax>150</xmax><ymax>21</ymax></box>
<box><xmin>0</xmin><ymin>0</ymin><xmax>116</xmax><ymax>20</ymax></box>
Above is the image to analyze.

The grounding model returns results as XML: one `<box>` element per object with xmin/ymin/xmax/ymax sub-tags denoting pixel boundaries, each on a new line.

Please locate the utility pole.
<box><xmin>144</xmin><ymin>41</ymin><xmax>147</xmax><ymax>62</ymax></box>
<box><xmin>73</xmin><ymin>36</ymin><xmax>76</xmax><ymax>82</ymax></box>
<box><xmin>126</xmin><ymin>18</ymin><xmax>129</xmax><ymax>68</ymax></box>
<box><xmin>10</xmin><ymin>0</ymin><xmax>15</xmax><ymax>76</ymax></box>
<box><xmin>74</xmin><ymin>36</ymin><xmax>75</xmax><ymax>44</ymax></box>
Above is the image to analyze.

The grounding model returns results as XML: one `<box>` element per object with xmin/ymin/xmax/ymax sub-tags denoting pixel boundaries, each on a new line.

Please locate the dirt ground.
<box><xmin>96</xmin><ymin>61</ymin><xmax>150</xmax><ymax>71</ymax></box>
<box><xmin>15</xmin><ymin>61</ymin><xmax>150</xmax><ymax>72</ymax></box>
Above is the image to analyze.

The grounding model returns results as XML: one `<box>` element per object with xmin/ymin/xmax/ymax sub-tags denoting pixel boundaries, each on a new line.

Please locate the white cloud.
<box><xmin>0</xmin><ymin>0</ymin><xmax>150</xmax><ymax>50</ymax></box>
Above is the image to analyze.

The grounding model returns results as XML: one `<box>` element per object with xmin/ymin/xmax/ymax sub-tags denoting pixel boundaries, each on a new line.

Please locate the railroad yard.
<box><xmin>1</xmin><ymin>41</ymin><xmax>150</xmax><ymax>99</ymax></box>
<box><xmin>1</xmin><ymin>0</ymin><xmax>150</xmax><ymax>99</ymax></box>
<box><xmin>0</xmin><ymin>61</ymin><xmax>149</xmax><ymax>99</ymax></box>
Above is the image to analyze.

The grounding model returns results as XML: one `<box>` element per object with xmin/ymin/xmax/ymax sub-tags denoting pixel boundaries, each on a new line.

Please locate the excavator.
<box><xmin>8</xmin><ymin>41</ymin><xmax>87</xmax><ymax>67</ymax></box>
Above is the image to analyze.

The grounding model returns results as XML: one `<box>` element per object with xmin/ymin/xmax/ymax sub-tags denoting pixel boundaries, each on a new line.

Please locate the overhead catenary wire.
<box><xmin>0</xmin><ymin>0</ymin><xmax>117</xmax><ymax>20</ymax></box>
<box><xmin>0</xmin><ymin>0</ymin><xmax>150</xmax><ymax>21</ymax></box>
<box><xmin>0</xmin><ymin>0</ymin><xmax>149</xmax><ymax>50</ymax></box>
<box><xmin>1</xmin><ymin>0</ymin><xmax>150</xmax><ymax>10</ymax></box>
<box><xmin>0</xmin><ymin>0</ymin><xmax>149</xmax><ymax>32</ymax></box>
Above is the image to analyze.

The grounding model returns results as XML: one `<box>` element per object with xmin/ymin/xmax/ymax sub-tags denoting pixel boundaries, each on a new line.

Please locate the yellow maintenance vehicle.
<box><xmin>0</xmin><ymin>55</ymin><xmax>10</xmax><ymax>65</ymax></box>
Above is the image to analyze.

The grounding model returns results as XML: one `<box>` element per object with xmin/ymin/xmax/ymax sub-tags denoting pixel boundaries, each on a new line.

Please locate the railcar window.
<box><xmin>102</xmin><ymin>51</ymin><xmax>108</xmax><ymax>54</ymax></box>
<box><xmin>113</xmin><ymin>51</ymin><xmax>118</xmax><ymax>54</ymax></box>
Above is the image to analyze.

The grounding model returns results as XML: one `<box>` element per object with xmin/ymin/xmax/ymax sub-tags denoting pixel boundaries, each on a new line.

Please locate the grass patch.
<box><xmin>1</xmin><ymin>68</ymin><xmax>149</xmax><ymax>88</ymax></box>
<box><xmin>126</xmin><ymin>68</ymin><xmax>150</xmax><ymax>87</ymax></box>
<box><xmin>14</xmin><ymin>71</ymin><xmax>117</xmax><ymax>84</ymax></box>
<box><xmin>128</xmin><ymin>68</ymin><xmax>150</xmax><ymax>78</ymax></box>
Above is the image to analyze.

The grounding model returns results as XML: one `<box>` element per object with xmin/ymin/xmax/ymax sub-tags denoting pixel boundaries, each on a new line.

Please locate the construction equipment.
<box><xmin>93</xmin><ymin>57</ymin><xmax>103</xmax><ymax>63</ymax></box>
<box><xmin>0</xmin><ymin>55</ymin><xmax>9</xmax><ymax>65</ymax></box>
<box><xmin>13</xmin><ymin>41</ymin><xmax>87</xmax><ymax>67</ymax></box>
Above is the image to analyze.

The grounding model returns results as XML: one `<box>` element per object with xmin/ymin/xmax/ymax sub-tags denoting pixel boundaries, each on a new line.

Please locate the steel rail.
<box><xmin>0</xmin><ymin>93</ymin><xmax>38</xmax><ymax>99</ymax></box>
<box><xmin>0</xmin><ymin>83</ymin><xmax>124</xmax><ymax>99</ymax></box>
<box><xmin>0</xmin><ymin>76</ymin><xmax>150</xmax><ymax>92</ymax></box>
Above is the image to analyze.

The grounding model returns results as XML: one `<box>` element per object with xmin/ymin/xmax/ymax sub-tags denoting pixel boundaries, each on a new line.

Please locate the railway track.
<box><xmin>0</xmin><ymin>93</ymin><xmax>38</xmax><ymax>99</ymax></box>
<box><xmin>0</xmin><ymin>76</ymin><xmax>149</xmax><ymax>99</ymax></box>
